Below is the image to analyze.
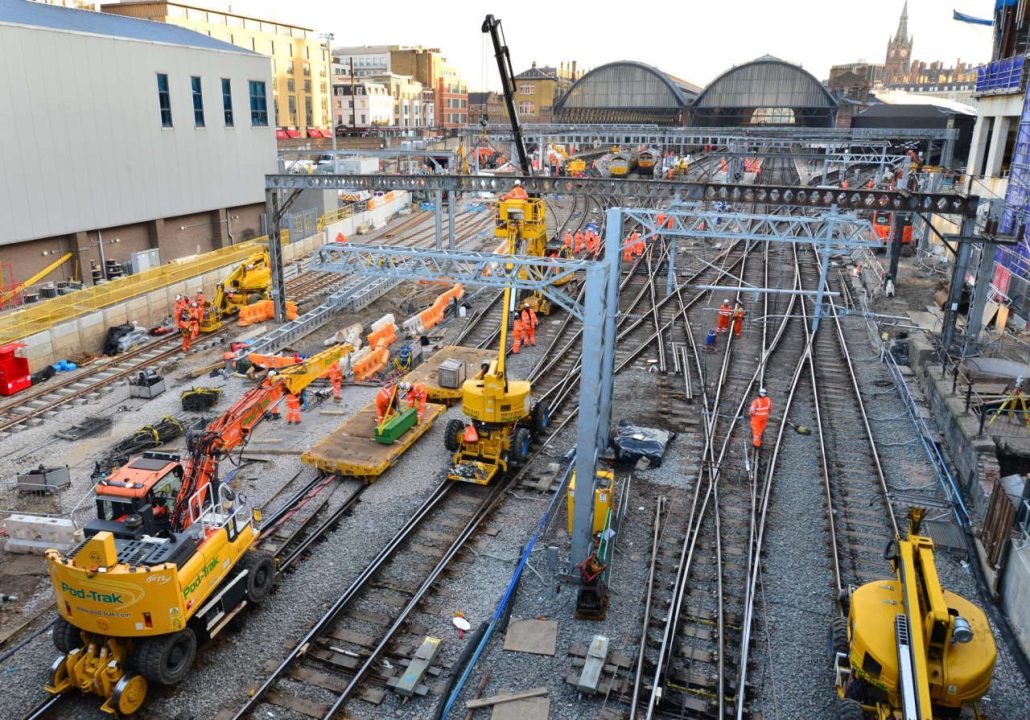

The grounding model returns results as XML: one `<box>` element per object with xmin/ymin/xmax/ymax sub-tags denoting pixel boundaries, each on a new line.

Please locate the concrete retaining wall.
<box><xmin>325</xmin><ymin>191</ymin><xmax>412</xmax><ymax>243</ymax></box>
<box><xmin>909</xmin><ymin>334</ymin><xmax>1001</xmax><ymax>522</ymax></box>
<box><xmin>18</xmin><ymin>192</ymin><xmax>411</xmax><ymax>371</ymax></box>
<box><xmin>1003</xmin><ymin>544</ymin><xmax>1030</xmax><ymax>659</ymax></box>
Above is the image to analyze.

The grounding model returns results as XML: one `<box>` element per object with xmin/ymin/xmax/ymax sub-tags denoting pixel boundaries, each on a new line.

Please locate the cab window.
<box><xmin>149</xmin><ymin>469</ymin><xmax>183</xmax><ymax>517</ymax></box>
<box><xmin>96</xmin><ymin>498</ymin><xmax>136</xmax><ymax>522</ymax></box>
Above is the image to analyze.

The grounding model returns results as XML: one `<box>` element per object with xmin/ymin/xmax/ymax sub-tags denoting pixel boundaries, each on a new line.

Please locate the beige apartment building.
<box><xmin>101</xmin><ymin>1</ymin><xmax>332</xmax><ymax>135</ymax></box>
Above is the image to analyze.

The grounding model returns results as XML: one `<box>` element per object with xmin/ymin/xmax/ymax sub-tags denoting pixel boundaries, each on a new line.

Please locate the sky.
<box><xmin>209</xmin><ymin>0</ymin><xmax>996</xmax><ymax>88</ymax></box>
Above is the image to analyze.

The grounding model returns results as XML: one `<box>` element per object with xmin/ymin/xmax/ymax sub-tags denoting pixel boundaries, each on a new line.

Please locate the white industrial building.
<box><xmin>0</xmin><ymin>0</ymin><xmax>277</xmax><ymax>284</ymax></box>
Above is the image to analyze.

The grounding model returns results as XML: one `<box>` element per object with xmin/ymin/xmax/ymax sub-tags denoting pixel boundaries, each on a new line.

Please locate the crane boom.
<box><xmin>482</xmin><ymin>14</ymin><xmax>531</xmax><ymax>175</ymax></box>
<box><xmin>171</xmin><ymin>344</ymin><xmax>350</xmax><ymax>530</ymax></box>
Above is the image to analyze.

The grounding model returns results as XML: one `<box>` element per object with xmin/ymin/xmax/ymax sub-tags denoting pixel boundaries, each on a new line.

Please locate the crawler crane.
<box><xmin>43</xmin><ymin>345</ymin><xmax>347</xmax><ymax>715</ymax></box>
<box><xmin>833</xmin><ymin>508</ymin><xmax>996</xmax><ymax>720</ymax></box>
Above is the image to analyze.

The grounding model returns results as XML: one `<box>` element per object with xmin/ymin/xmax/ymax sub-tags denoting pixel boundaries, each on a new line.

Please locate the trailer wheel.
<box><xmin>837</xmin><ymin>698</ymin><xmax>863</xmax><ymax>720</ymax></box>
<box><xmin>134</xmin><ymin>628</ymin><xmax>196</xmax><ymax>686</ymax></box>
<box><xmin>52</xmin><ymin>616</ymin><xmax>82</xmax><ymax>653</ymax></box>
<box><xmin>238</xmin><ymin>550</ymin><xmax>275</xmax><ymax>604</ymax></box>
<box><xmin>444</xmin><ymin>419</ymin><xmax>465</xmax><ymax>453</ymax></box>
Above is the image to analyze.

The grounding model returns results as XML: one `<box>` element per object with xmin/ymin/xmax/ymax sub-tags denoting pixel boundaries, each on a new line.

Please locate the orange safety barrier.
<box><xmin>237</xmin><ymin>300</ymin><xmax>298</xmax><ymax>326</ymax></box>
<box><xmin>351</xmin><ymin>342</ymin><xmax>390</xmax><ymax>381</ymax></box>
<box><xmin>247</xmin><ymin>353</ymin><xmax>302</xmax><ymax>369</ymax></box>
<box><xmin>366</xmin><ymin>321</ymin><xmax>396</xmax><ymax>349</ymax></box>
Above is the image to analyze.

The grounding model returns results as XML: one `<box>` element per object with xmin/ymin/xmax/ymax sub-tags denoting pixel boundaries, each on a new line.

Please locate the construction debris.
<box><xmin>181</xmin><ymin>386</ymin><xmax>222</xmax><ymax>411</ymax></box>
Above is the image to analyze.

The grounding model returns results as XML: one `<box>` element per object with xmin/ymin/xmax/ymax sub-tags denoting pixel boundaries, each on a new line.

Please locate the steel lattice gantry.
<box><xmin>310</xmin><ymin>238</ymin><xmax>620</xmax><ymax>574</ymax></box>
<box><xmin>266</xmin><ymin>174</ymin><xmax>979</xmax><ymax>216</ymax></box>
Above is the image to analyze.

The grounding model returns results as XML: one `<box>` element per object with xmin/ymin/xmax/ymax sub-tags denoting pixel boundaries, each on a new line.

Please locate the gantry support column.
<box><xmin>265</xmin><ymin>189</ymin><xmax>288</xmax><ymax>323</ymax></box>
<box><xmin>941</xmin><ymin>218</ymin><xmax>977</xmax><ymax>350</ymax></box>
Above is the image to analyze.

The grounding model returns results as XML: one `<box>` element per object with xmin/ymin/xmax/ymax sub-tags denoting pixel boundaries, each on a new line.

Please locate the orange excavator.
<box><xmin>44</xmin><ymin>344</ymin><xmax>349</xmax><ymax>716</ymax></box>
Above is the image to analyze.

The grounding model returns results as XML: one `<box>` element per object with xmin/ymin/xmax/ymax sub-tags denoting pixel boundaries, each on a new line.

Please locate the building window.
<box><xmin>304</xmin><ymin>79</ymin><xmax>311</xmax><ymax>93</ymax></box>
<box><xmin>303</xmin><ymin>62</ymin><xmax>310</xmax><ymax>76</ymax></box>
<box><xmin>518</xmin><ymin>101</ymin><xmax>534</xmax><ymax>115</ymax></box>
<box><xmin>249</xmin><ymin>80</ymin><xmax>269</xmax><ymax>126</ymax></box>
<box><xmin>305</xmin><ymin>95</ymin><xmax>313</xmax><ymax>127</ymax></box>
<box><xmin>287</xmin><ymin>78</ymin><xmax>295</xmax><ymax>92</ymax></box>
<box><xmin>519</xmin><ymin>84</ymin><xmax>534</xmax><ymax>94</ymax></box>
<box><xmin>157</xmin><ymin>73</ymin><xmax>172</xmax><ymax>127</ymax></box>
<box><xmin>288</xmin><ymin>95</ymin><xmax>297</xmax><ymax>121</ymax></box>
<box><xmin>190</xmin><ymin>76</ymin><xmax>205</xmax><ymax>126</ymax></box>
<box><xmin>221</xmin><ymin>78</ymin><xmax>233</xmax><ymax>127</ymax></box>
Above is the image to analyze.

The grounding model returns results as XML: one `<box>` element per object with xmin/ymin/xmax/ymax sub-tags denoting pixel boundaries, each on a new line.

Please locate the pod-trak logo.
<box><xmin>182</xmin><ymin>556</ymin><xmax>221</xmax><ymax>600</ymax></box>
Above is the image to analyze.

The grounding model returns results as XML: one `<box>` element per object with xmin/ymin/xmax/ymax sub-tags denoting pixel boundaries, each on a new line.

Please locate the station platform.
<box><xmin>406</xmin><ymin>345</ymin><xmax>495</xmax><ymax>403</ymax></box>
<box><xmin>301</xmin><ymin>402</ymin><xmax>445</xmax><ymax>481</ymax></box>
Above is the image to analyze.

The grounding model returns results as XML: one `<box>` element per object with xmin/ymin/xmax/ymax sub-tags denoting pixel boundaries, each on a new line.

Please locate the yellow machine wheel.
<box><xmin>112</xmin><ymin>674</ymin><xmax>148</xmax><ymax>715</ymax></box>
<box><xmin>47</xmin><ymin>655</ymin><xmax>70</xmax><ymax>692</ymax></box>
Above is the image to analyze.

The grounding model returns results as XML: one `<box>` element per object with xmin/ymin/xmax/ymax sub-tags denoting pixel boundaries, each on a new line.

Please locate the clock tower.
<box><xmin>884</xmin><ymin>1</ymin><xmax>913</xmax><ymax>85</ymax></box>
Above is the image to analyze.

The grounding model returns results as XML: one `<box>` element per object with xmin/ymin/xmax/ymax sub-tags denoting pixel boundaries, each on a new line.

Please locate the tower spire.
<box><xmin>895</xmin><ymin>1</ymin><xmax>910</xmax><ymax>42</ymax></box>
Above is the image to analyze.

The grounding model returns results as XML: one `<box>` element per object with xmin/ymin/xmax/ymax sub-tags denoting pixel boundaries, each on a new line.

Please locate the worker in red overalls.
<box><xmin>623</xmin><ymin>234</ymin><xmax>636</xmax><ymax>262</ymax></box>
<box><xmin>731</xmin><ymin>302</ymin><xmax>746</xmax><ymax>338</ymax></box>
<box><xmin>177</xmin><ymin>302</ymin><xmax>193</xmax><ymax>352</ymax></box>
<box><xmin>328</xmin><ymin>362</ymin><xmax>343</xmax><ymax>403</ymax></box>
<box><xmin>405</xmin><ymin>382</ymin><xmax>428</xmax><ymax>421</ymax></box>
<box><xmin>749</xmin><ymin>388</ymin><xmax>772</xmax><ymax>448</ymax></box>
<box><xmin>511</xmin><ymin>317</ymin><xmax>524</xmax><ymax>354</ymax></box>
<box><xmin>285</xmin><ymin>393</ymin><xmax>302</xmax><ymax>425</ymax></box>
<box><xmin>563</xmin><ymin>231</ymin><xmax>574</xmax><ymax>250</ymax></box>
<box><xmin>574</xmin><ymin>230</ymin><xmax>585</xmax><ymax>254</ymax></box>
<box><xmin>716</xmin><ymin>299</ymin><xmax>732</xmax><ymax>334</ymax></box>
<box><xmin>520</xmin><ymin>303</ymin><xmax>538</xmax><ymax>346</ymax></box>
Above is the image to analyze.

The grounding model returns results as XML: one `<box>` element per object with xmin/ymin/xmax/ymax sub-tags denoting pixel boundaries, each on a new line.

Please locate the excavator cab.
<box><xmin>86</xmin><ymin>453</ymin><xmax>184</xmax><ymax>541</ymax></box>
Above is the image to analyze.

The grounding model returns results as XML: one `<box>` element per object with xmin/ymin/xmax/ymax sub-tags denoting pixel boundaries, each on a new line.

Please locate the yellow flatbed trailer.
<box><xmin>405</xmin><ymin>345</ymin><xmax>495</xmax><ymax>403</ymax></box>
<box><xmin>301</xmin><ymin>402</ymin><xmax>444</xmax><ymax>481</ymax></box>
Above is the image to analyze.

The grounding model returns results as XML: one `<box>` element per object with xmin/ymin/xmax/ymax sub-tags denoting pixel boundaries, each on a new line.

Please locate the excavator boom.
<box><xmin>171</xmin><ymin>344</ymin><xmax>351</xmax><ymax>530</ymax></box>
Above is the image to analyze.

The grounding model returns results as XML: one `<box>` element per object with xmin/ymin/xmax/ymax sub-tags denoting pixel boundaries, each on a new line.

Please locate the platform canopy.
<box><xmin>692</xmin><ymin>55</ymin><xmax>837</xmax><ymax>128</ymax></box>
<box><xmin>554</xmin><ymin>61</ymin><xmax>700</xmax><ymax>125</ymax></box>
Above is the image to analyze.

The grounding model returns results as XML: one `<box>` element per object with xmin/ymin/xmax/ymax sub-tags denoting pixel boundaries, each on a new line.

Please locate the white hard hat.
<box><xmin>758</xmin><ymin>388</ymin><xmax>768</xmax><ymax>397</ymax></box>
<box><xmin>268</xmin><ymin>370</ymin><xmax>278</xmax><ymax>377</ymax></box>
<box><xmin>724</xmin><ymin>299</ymin><xmax>730</xmax><ymax>304</ymax></box>
<box><xmin>513</xmin><ymin>179</ymin><xmax>522</xmax><ymax>186</ymax></box>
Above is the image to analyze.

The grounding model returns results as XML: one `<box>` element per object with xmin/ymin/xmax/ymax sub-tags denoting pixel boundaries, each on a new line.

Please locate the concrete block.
<box><xmin>3</xmin><ymin>514</ymin><xmax>82</xmax><ymax>553</ymax></box>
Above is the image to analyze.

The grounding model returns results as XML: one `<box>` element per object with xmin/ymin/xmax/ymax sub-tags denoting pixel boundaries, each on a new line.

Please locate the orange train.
<box><xmin>872</xmin><ymin>210</ymin><xmax>913</xmax><ymax>246</ymax></box>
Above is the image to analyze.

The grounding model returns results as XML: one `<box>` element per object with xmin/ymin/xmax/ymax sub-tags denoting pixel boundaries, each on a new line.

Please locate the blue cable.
<box><xmin>439</xmin><ymin>453</ymin><xmax>575</xmax><ymax>718</ymax></box>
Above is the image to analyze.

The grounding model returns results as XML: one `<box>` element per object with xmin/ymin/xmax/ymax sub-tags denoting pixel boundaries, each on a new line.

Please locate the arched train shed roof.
<box><xmin>555</xmin><ymin>61</ymin><xmax>700</xmax><ymax>125</ymax></box>
<box><xmin>692</xmin><ymin>56</ymin><xmax>837</xmax><ymax>127</ymax></box>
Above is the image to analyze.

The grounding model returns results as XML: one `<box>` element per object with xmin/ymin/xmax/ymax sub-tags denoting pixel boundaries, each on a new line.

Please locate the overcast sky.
<box><xmin>215</xmin><ymin>0</ymin><xmax>995</xmax><ymax>88</ymax></box>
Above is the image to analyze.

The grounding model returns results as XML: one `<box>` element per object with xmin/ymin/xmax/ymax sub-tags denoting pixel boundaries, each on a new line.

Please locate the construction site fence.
<box><xmin>0</xmin><ymin>229</ymin><xmax>285</xmax><ymax>346</ymax></box>
<box><xmin>0</xmin><ymin>191</ymin><xmax>417</xmax><ymax>346</ymax></box>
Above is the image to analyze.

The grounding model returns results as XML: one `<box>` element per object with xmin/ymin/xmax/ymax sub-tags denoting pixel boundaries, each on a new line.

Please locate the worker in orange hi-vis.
<box><xmin>511</xmin><ymin>317</ymin><xmax>524</xmax><ymax>354</ymax></box>
<box><xmin>656</xmin><ymin>213</ymin><xmax>666</xmax><ymax>228</ymax></box>
<box><xmin>285</xmin><ymin>393</ymin><xmax>302</xmax><ymax>425</ymax></box>
<box><xmin>500</xmin><ymin>179</ymin><xmax>528</xmax><ymax>201</ymax></box>
<box><xmin>841</xmin><ymin>178</ymin><xmax>849</xmax><ymax>190</ymax></box>
<box><xmin>328</xmin><ymin>362</ymin><xmax>344</xmax><ymax>403</ymax></box>
<box><xmin>749</xmin><ymin>388</ymin><xmax>772</xmax><ymax>448</ymax></box>
<box><xmin>633</xmin><ymin>231</ymin><xmax>645</xmax><ymax>257</ymax></box>
<box><xmin>520</xmin><ymin>303</ymin><xmax>538</xmax><ymax>346</ymax></box>
<box><xmin>563</xmin><ymin>230</ymin><xmax>574</xmax><ymax>250</ymax></box>
<box><xmin>405</xmin><ymin>382</ymin><xmax>429</xmax><ymax>421</ymax></box>
<box><xmin>188</xmin><ymin>303</ymin><xmax>200</xmax><ymax>339</ymax></box>
<box><xmin>574</xmin><ymin>230</ymin><xmax>585</xmax><ymax>254</ymax></box>
<box><xmin>375</xmin><ymin>382</ymin><xmax>402</xmax><ymax>423</ymax></box>
<box><xmin>716</xmin><ymin>299</ymin><xmax>733</xmax><ymax>334</ymax></box>
<box><xmin>731</xmin><ymin>302</ymin><xmax>746</xmax><ymax>338</ymax></box>
<box><xmin>180</xmin><ymin>322</ymin><xmax>192</xmax><ymax>352</ymax></box>
<box><xmin>591</xmin><ymin>232</ymin><xmax>601</xmax><ymax>258</ymax></box>
<box><xmin>194</xmin><ymin>290</ymin><xmax>206</xmax><ymax>323</ymax></box>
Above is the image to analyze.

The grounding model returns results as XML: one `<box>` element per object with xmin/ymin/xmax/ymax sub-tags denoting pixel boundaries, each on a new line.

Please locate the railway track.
<box><xmin>0</xmin><ymin>208</ymin><xmax>492</xmax><ymax>437</ymax></box>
